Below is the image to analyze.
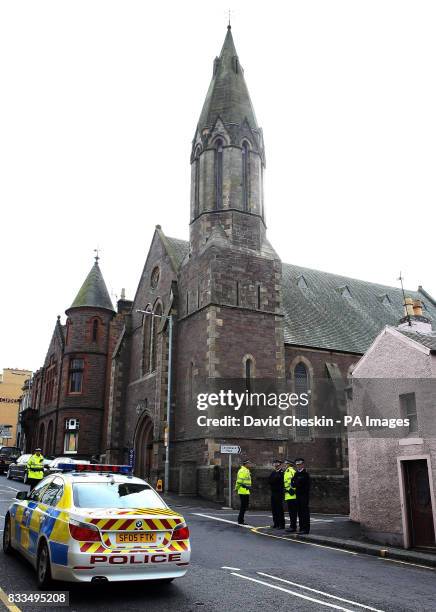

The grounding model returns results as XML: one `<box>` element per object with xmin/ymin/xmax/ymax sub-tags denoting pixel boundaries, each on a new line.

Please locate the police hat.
<box><xmin>295</xmin><ymin>457</ymin><xmax>305</xmax><ymax>465</ymax></box>
<box><xmin>35</xmin><ymin>448</ymin><xmax>42</xmax><ymax>452</ymax></box>
<box><xmin>283</xmin><ymin>458</ymin><xmax>294</xmax><ymax>465</ymax></box>
<box><xmin>242</xmin><ymin>459</ymin><xmax>251</xmax><ymax>465</ymax></box>
<box><xmin>272</xmin><ymin>459</ymin><xmax>282</xmax><ymax>465</ymax></box>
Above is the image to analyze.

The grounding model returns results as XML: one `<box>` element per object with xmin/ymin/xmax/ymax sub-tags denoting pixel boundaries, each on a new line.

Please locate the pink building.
<box><xmin>349</xmin><ymin>299</ymin><xmax>436</xmax><ymax>549</ymax></box>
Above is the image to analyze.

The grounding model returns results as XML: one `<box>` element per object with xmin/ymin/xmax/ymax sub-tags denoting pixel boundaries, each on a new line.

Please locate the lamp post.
<box><xmin>136</xmin><ymin>307</ymin><xmax>173</xmax><ymax>494</ymax></box>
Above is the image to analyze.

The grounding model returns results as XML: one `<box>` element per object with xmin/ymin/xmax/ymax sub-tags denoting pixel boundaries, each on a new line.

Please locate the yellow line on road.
<box><xmin>250</xmin><ymin>526</ymin><xmax>357</xmax><ymax>555</ymax></box>
<box><xmin>0</xmin><ymin>588</ymin><xmax>21</xmax><ymax>612</ymax></box>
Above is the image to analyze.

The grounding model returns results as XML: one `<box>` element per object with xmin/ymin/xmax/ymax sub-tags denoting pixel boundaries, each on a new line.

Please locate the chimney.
<box><xmin>403</xmin><ymin>297</ymin><xmax>414</xmax><ymax>317</ymax></box>
<box><xmin>413</xmin><ymin>299</ymin><xmax>423</xmax><ymax>317</ymax></box>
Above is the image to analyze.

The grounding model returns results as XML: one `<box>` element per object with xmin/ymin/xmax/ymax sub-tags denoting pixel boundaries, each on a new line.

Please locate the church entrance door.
<box><xmin>134</xmin><ymin>414</ymin><xmax>153</xmax><ymax>479</ymax></box>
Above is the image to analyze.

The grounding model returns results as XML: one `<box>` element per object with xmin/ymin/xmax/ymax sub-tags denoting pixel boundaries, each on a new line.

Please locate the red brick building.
<box><xmin>22</xmin><ymin>258</ymin><xmax>131</xmax><ymax>458</ymax></box>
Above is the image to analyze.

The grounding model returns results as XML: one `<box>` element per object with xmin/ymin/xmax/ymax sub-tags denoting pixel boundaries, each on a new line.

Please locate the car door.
<box><xmin>16</xmin><ymin>478</ymin><xmax>54</xmax><ymax>560</ymax></box>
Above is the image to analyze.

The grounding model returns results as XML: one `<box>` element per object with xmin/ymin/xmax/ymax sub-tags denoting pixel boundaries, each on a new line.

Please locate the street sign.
<box><xmin>220</xmin><ymin>445</ymin><xmax>241</xmax><ymax>454</ymax></box>
<box><xmin>128</xmin><ymin>448</ymin><xmax>135</xmax><ymax>467</ymax></box>
<box><xmin>220</xmin><ymin>445</ymin><xmax>242</xmax><ymax>510</ymax></box>
<box><xmin>0</xmin><ymin>426</ymin><xmax>12</xmax><ymax>438</ymax></box>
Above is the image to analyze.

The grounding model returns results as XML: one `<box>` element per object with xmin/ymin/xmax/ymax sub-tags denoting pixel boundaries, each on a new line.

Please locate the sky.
<box><xmin>1</xmin><ymin>1</ymin><xmax>435</xmax><ymax>372</ymax></box>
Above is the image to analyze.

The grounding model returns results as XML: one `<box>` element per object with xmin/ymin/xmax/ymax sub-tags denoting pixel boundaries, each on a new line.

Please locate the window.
<box><xmin>215</xmin><ymin>139</ymin><xmax>223</xmax><ymax>209</ymax></box>
<box><xmin>68</xmin><ymin>358</ymin><xmax>84</xmax><ymax>394</ymax></box>
<box><xmin>295</xmin><ymin>362</ymin><xmax>310</xmax><ymax>437</ymax></box>
<box><xmin>142</xmin><ymin>308</ymin><xmax>152</xmax><ymax>375</ymax></box>
<box><xmin>64</xmin><ymin>431</ymin><xmax>78</xmax><ymax>453</ymax></box>
<box><xmin>245</xmin><ymin>358</ymin><xmax>253</xmax><ymax>394</ymax></box>
<box><xmin>194</xmin><ymin>148</ymin><xmax>201</xmax><ymax>217</ymax></box>
<box><xmin>40</xmin><ymin>478</ymin><xmax>64</xmax><ymax>507</ymax></box>
<box><xmin>242</xmin><ymin>141</ymin><xmax>250</xmax><ymax>210</ymax></box>
<box><xmin>150</xmin><ymin>303</ymin><xmax>162</xmax><ymax>372</ymax></box>
<box><xmin>400</xmin><ymin>393</ymin><xmax>418</xmax><ymax>434</ymax></box>
<box><xmin>72</xmin><ymin>482</ymin><xmax>166</xmax><ymax>509</ymax></box>
<box><xmin>28</xmin><ymin>478</ymin><xmax>54</xmax><ymax>502</ymax></box>
<box><xmin>92</xmin><ymin>319</ymin><xmax>99</xmax><ymax>342</ymax></box>
<box><xmin>45</xmin><ymin>356</ymin><xmax>56</xmax><ymax>404</ymax></box>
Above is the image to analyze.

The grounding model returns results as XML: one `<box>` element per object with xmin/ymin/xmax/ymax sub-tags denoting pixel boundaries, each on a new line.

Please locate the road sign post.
<box><xmin>220</xmin><ymin>445</ymin><xmax>241</xmax><ymax>509</ymax></box>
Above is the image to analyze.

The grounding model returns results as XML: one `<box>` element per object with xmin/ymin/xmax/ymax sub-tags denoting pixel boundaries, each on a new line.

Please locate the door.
<box><xmin>404</xmin><ymin>460</ymin><xmax>435</xmax><ymax>548</ymax></box>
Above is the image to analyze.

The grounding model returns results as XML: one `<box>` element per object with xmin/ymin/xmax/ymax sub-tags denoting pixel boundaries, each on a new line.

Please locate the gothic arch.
<box><xmin>133</xmin><ymin>411</ymin><xmax>154</xmax><ymax>479</ymax></box>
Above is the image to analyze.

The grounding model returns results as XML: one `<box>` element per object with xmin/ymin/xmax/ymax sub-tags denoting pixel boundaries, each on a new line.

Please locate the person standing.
<box><xmin>283</xmin><ymin>459</ymin><xmax>297</xmax><ymax>532</ymax></box>
<box><xmin>26</xmin><ymin>448</ymin><xmax>45</xmax><ymax>491</ymax></box>
<box><xmin>292</xmin><ymin>457</ymin><xmax>311</xmax><ymax>534</ymax></box>
<box><xmin>268</xmin><ymin>459</ymin><xmax>285</xmax><ymax>529</ymax></box>
<box><xmin>235</xmin><ymin>459</ymin><xmax>252</xmax><ymax>525</ymax></box>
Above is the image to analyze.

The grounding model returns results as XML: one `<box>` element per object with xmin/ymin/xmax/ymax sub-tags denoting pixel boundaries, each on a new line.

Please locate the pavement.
<box><xmin>1</xmin><ymin>479</ymin><xmax>436</xmax><ymax>611</ymax></box>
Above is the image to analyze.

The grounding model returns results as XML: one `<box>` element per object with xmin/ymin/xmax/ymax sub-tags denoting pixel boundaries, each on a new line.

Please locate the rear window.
<box><xmin>72</xmin><ymin>482</ymin><xmax>167</xmax><ymax>509</ymax></box>
<box><xmin>0</xmin><ymin>447</ymin><xmax>19</xmax><ymax>456</ymax></box>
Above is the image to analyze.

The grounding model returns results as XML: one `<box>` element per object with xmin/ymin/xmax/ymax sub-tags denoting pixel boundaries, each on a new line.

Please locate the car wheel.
<box><xmin>37</xmin><ymin>541</ymin><xmax>52</xmax><ymax>589</ymax></box>
<box><xmin>3</xmin><ymin>515</ymin><xmax>13</xmax><ymax>555</ymax></box>
<box><xmin>6</xmin><ymin>469</ymin><xmax>12</xmax><ymax>480</ymax></box>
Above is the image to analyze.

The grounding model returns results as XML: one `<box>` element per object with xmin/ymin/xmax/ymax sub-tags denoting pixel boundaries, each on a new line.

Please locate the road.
<box><xmin>0</xmin><ymin>475</ymin><xmax>435</xmax><ymax>612</ymax></box>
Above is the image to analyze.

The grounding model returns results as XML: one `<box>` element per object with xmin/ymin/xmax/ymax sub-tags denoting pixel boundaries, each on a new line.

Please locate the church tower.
<box><xmin>175</xmin><ymin>27</ymin><xmax>285</xmax><ymax>482</ymax></box>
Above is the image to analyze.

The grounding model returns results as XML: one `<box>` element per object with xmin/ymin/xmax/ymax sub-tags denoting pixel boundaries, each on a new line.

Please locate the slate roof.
<box><xmin>159</xmin><ymin>235</ymin><xmax>436</xmax><ymax>355</ymax></box>
<box><xmin>197</xmin><ymin>27</ymin><xmax>258</xmax><ymax>131</ymax></box>
<box><xmin>165</xmin><ymin>237</ymin><xmax>190</xmax><ymax>270</ymax></box>
<box><xmin>69</xmin><ymin>262</ymin><xmax>114</xmax><ymax>312</ymax></box>
<box><xmin>282</xmin><ymin>263</ymin><xmax>436</xmax><ymax>354</ymax></box>
<box><xmin>397</xmin><ymin>329</ymin><xmax>436</xmax><ymax>352</ymax></box>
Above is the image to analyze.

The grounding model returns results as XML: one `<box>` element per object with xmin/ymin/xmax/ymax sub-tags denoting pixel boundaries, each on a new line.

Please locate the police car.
<box><xmin>2</xmin><ymin>464</ymin><xmax>190</xmax><ymax>587</ymax></box>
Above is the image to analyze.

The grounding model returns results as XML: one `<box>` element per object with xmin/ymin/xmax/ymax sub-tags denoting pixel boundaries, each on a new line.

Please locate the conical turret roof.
<box><xmin>69</xmin><ymin>261</ymin><xmax>114</xmax><ymax>312</ymax></box>
<box><xmin>197</xmin><ymin>26</ymin><xmax>258</xmax><ymax>131</ymax></box>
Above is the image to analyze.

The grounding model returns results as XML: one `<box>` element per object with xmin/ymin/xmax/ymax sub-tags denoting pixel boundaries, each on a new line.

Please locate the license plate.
<box><xmin>116</xmin><ymin>532</ymin><xmax>156</xmax><ymax>543</ymax></box>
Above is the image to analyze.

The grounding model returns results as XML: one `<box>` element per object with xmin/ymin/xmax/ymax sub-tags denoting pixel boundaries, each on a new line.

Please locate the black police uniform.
<box><xmin>291</xmin><ymin>468</ymin><xmax>311</xmax><ymax>533</ymax></box>
<box><xmin>268</xmin><ymin>469</ymin><xmax>285</xmax><ymax>529</ymax></box>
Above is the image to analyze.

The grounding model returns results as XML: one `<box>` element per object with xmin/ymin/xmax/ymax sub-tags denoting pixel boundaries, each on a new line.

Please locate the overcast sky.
<box><xmin>1</xmin><ymin>1</ymin><xmax>435</xmax><ymax>372</ymax></box>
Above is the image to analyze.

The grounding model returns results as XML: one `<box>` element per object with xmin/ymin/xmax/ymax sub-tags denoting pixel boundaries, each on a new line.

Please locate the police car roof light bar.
<box><xmin>57</xmin><ymin>463</ymin><xmax>132</xmax><ymax>475</ymax></box>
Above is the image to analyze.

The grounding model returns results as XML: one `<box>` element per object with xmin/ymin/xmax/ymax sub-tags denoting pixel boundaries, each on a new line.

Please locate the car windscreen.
<box><xmin>72</xmin><ymin>482</ymin><xmax>167</xmax><ymax>509</ymax></box>
<box><xmin>0</xmin><ymin>448</ymin><xmax>19</xmax><ymax>456</ymax></box>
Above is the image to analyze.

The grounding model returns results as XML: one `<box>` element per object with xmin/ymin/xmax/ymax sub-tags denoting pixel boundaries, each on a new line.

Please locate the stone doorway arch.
<box><xmin>134</xmin><ymin>413</ymin><xmax>153</xmax><ymax>479</ymax></box>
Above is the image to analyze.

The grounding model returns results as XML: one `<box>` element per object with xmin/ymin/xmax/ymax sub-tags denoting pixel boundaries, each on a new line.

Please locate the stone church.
<box><xmin>26</xmin><ymin>27</ymin><xmax>436</xmax><ymax>511</ymax></box>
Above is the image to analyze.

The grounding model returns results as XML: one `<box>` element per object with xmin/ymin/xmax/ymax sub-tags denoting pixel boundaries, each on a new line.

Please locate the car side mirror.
<box><xmin>15</xmin><ymin>491</ymin><xmax>28</xmax><ymax>500</ymax></box>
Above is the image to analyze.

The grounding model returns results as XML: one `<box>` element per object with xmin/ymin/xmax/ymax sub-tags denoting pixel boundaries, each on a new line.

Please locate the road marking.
<box><xmin>377</xmin><ymin>557</ymin><xmax>435</xmax><ymax>571</ymax></box>
<box><xmin>0</xmin><ymin>588</ymin><xmax>22</xmax><ymax>612</ymax></box>
<box><xmin>251</xmin><ymin>526</ymin><xmax>357</xmax><ymax>555</ymax></box>
<box><xmin>192</xmin><ymin>513</ymin><xmax>254</xmax><ymax>528</ymax></box>
<box><xmin>197</xmin><ymin>512</ymin><xmax>334</xmax><ymax>522</ymax></box>
<box><xmin>221</xmin><ymin>566</ymin><xmax>241</xmax><ymax>571</ymax></box>
<box><xmin>257</xmin><ymin>572</ymin><xmax>384</xmax><ymax>611</ymax></box>
<box><xmin>231</xmin><ymin>573</ymin><xmax>356</xmax><ymax>611</ymax></box>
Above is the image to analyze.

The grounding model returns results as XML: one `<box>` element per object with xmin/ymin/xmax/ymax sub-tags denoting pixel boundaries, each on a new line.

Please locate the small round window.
<box><xmin>151</xmin><ymin>266</ymin><xmax>160</xmax><ymax>289</ymax></box>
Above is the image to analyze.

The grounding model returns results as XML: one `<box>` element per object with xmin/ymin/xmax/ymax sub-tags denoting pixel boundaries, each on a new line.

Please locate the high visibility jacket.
<box><xmin>284</xmin><ymin>466</ymin><xmax>296</xmax><ymax>501</ymax></box>
<box><xmin>27</xmin><ymin>454</ymin><xmax>44</xmax><ymax>480</ymax></box>
<box><xmin>235</xmin><ymin>466</ymin><xmax>251</xmax><ymax>495</ymax></box>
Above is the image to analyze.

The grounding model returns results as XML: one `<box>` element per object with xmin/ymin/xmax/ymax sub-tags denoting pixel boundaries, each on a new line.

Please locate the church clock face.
<box><xmin>151</xmin><ymin>266</ymin><xmax>160</xmax><ymax>289</ymax></box>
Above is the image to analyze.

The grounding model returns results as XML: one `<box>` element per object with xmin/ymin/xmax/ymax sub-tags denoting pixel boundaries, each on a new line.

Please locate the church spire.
<box><xmin>196</xmin><ymin>27</ymin><xmax>259</xmax><ymax>133</ymax></box>
<box><xmin>68</xmin><ymin>258</ymin><xmax>114</xmax><ymax>312</ymax></box>
<box><xmin>190</xmin><ymin>27</ymin><xmax>265</xmax><ymax>233</ymax></box>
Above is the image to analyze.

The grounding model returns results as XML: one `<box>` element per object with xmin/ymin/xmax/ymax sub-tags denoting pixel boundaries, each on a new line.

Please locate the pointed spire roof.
<box><xmin>197</xmin><ymin>26</ymin><xmax>259</xmax><ymax>131</ymax></box>
<box><xmin>69</xmin><ymin>260</ymin><xmax>114</xmax><ymax>312</ymax></box>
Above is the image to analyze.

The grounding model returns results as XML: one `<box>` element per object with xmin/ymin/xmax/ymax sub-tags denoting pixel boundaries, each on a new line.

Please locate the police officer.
<box><xmin>235</xmin><ymin>459</ymin><xmax>252</xmax><ymax>525</ymax></box>
<box><xmin>26</xmin><ymin>448</ymin><xmax>44</xmax><ymax>490</ymax></box>
<box><xmin>283</xmin><ymin>459</ymin><xmax>297</xmax><ymax>532</ymax></box>
<box><xmin>292</xmin><ymin>457</ymin><xmax>311</xmax><ymax>534</ymax></box>
<box><xmin>268</xmin><ymin>459</ymin><xmax>285</xmax><ymax>529</ymax></box>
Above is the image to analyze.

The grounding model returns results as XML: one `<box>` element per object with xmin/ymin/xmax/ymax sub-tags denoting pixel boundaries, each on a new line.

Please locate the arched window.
<box><xmin>142</xmin><ymin>306</ymin><xmax>152</xmax><ymax>375</ymax></box>
<box><xmin>242</xmin><ymin>141</ymin><xmax>250</xmax><ymax>210</ymax></box>
<box><xmin>194</xmin><ymin>147</ymin><xmax>201</xmax><ymax>217</ymax></box>
<box><xmin>92</xmin><ymin>319</ymin><xmax>99</xmax><ymax>342</ymax></box>
<box><xmin>46</xmin><ymin>420</ymin><xmax>54</xmax><ymax>455</ymax></box>
<box><xmin>245</xmin><ymin>358</ymin><xmax>253</xmax><ymax>394</ymax></box>
<box><xmin>215</xmin><ymin>139</ymin><xmax>223</xmax><ymax>209</ymax></box>
<box><xmin>295</xmin><ymin>362</ymin><xmax>310</xmax><ymax>437</ymax></box>
<box><xmin>151</xmin><ymin>303</ymin><xmax>162</xmax><ymax>372</ymax></box>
